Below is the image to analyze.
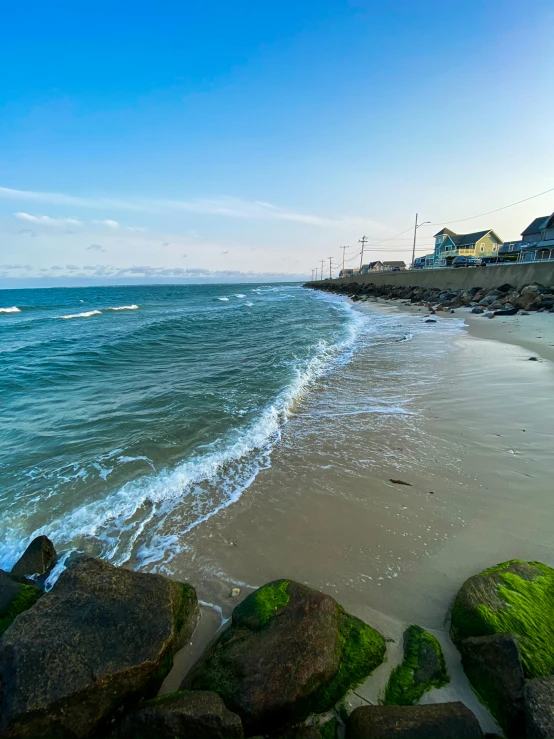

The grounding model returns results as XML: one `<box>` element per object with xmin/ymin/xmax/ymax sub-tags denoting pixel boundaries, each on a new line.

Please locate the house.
<box><xmin>413</xmin><ymin>254</ymin><xmax>435</xmax><ymax>269</ymax></box>
<box><xmin>339</xmin><ymin>268</ymin><xmax>355</xmax><ymax>278</ymax></box>
<box><xmin>433</xmin><ymin>228</ymin><xmax>503</xmax><ymax>266</ymax></box>
<box><xmin>520</xmin><ymin>213</ymin><xmax>554</xmax><ymax>262</ymax></box>
<box><xmin>361</xmin><ymin>261</ymin><xmax>385</xmax><ymax>274</ymax></box>
<box><xmin>498</xmin><ymin>240</ymin><xmax>524</xmax><ymax>261</ymax></box>
<box><xmin>383</xmin><ymin>261</ymin><xmax>406</xmax><ymax>271</ymax></box>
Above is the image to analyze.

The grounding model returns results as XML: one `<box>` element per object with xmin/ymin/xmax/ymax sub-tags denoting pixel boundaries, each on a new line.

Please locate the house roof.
<box><xmin>521</xmin><ymin>215</ymin><xmax>550</xmax><ymax>236</ymax></box>
<box><xmin>452</xmin><ymin>230</ymin><xmax>491</xmax><ymax>246</ymax></box>
<box><xmin>433</xmin><ymin>228</ymin><xmax>501</xmax><ymax>245</ymax></box>
<box><xmin>434</xmin><ymin>227</ymin><xmax>456</xmax><ymax>238</ymax></box>
<box><xmin>383</xmin><ymin>261</ymin><xmax>406</xmax><ymax>267</ymax></box>
<box><xmin>499</xmin><ymin>240</ymin><xmax>523</xmax><ymax>253</ymax></box>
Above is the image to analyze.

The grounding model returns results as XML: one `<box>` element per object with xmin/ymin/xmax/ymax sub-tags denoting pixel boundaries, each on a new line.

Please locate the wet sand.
<box><xmin>166</xmin><ymin>300</ymin><xmax>554</xmax><ymax>727</ymax></box>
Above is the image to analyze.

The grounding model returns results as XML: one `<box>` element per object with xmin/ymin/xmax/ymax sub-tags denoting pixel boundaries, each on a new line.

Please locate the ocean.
<box><xmin>0</xmin><ymin>283</ymin><xmax>464</xmax><ymax>585</ymax></box>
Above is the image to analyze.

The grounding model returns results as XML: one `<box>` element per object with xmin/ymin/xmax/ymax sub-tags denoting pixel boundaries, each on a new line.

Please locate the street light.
<box><xmin>411</xmin><ymin>214</ymin><xmax>431</xmax><ymax>267</ymax></box>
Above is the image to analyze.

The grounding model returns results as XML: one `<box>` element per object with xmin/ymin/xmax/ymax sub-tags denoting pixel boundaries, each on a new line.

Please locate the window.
<box><xmin>492</xmin><ymin>246</ymin><xmax>497</xmax><ymax>251</ymax></box>
<box><xmin>480</xmin><ymin>246</ymin><xmax>484</xmax><ymax>252</ymax></box>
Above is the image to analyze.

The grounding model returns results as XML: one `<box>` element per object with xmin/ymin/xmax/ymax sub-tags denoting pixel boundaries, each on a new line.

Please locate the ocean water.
<box><xmin>0</xmin><ymin>283</ymin><xmax>464</xmax><ymax>579</ymax></box>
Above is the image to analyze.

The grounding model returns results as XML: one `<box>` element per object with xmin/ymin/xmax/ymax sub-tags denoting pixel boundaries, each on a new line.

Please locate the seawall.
<box><xmin>312</xmin><ymin>262</ymin><xmax>554</xmax><ymax>291</ymax></box>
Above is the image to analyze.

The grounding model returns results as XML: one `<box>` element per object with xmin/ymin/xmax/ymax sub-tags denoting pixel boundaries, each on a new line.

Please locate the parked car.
<box><xmin>452</xmin><ymin>256</ymin><xmax>484</xmax><ymax>268</ymax></box>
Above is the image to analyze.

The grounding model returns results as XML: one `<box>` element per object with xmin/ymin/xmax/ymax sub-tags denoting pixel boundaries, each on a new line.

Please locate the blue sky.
<box><xmin>1</xmin><ymin>0</ymin><xmax>553</xmax><ymax>286</ymax></box>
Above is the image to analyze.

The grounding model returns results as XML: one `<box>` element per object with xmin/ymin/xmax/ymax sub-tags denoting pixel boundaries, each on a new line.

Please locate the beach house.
<box><xmin>433</xmin><ymin>228</ymin><xmax>503</xmax><ymax>266</ymax></box>
<box><xmin>361</xmin><ymin>261</ymin><xmax>385</xmax><ymax>274</ymax></box>
<box><xmin>520</xmin><ymin>213</ymin><xmax>554</xmax><ymax>262</ymax></box>
<box><xmin>382</xmin><ymin>261</ymin><xmax>406</xmax><ymax>271</ymax></box>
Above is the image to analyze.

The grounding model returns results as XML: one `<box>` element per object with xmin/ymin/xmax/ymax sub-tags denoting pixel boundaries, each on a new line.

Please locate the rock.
<box><xmin>497</xmin><ymin>283</ymin><xmax>514</xmax><ymax>293</ymax></box>
<box><xmin>0</xmin><ymin>555</ymin><xmax>199</xmax><ymax>739</ymax></box>
<box><xmin>117</xmin><ymin>690</ymin><xmax>244</xmax><ymax>739</ymax></box>
<box><xmin>529</xmin><ymin>357</ymin><xmax>539</xmax><ymax>361</ymax></box>
<box><xmin>424</xmin><ymin>319</ymin><xmax>437</xmax><ymax>323</ymax></box>
<box><xmin>346</xmin><ymin>703</ymin><xmax>483</xmax><ymax>738</ymax></box>
<box><xmin>484</xmin><ymin>312</ymin><xmax>495</xmax><ymax>319</ymax></box>
<box><xmin>471</xmin><ymin>307</ymin><xmax>484</xmax><ymax>314</ymax></box>
<box><xmin>450</xmin><ymin>559</ymin><xmax>554</xmax><ymax>678</ymax></box>
<box><xmin>0</xmin><ymin>570</ymin><xmax>42</xmax><ymax>637</ymax></box>
<box><xmin>494</xmin><ymin>307</ymin><xmax>518</xmax><ymax>316</ymax></box>
<box><xmin>183</xmin><ymin>579</ymin><xmax>385</xmax><ymax>735</ymax></box>
<box><xmin>460</xmin><ymin>634</ymin><xmax>524</xmax><ymax>737</ymax></box>
<box><xmin>11</xmin><ymin>536</ymin><xmax>56</xmax><ymax>579</ymax></box>
<box><xmin>384</xmin><ymin>625</ymin><xmax>449</xmax><ymax>706</ymax></box>
<box><xmin>231</xmin><ymin>587</ymin><xmax>241</xmax><ymax>597</ymax></box>
<box><xmin>524</xmin><ymin>676</ymin><xmax>554</xmax><ymax>739</ymax></box>
<box><xmin>520</xmin><ymin>283</ymin><xmax>542</xmax><ymax>295</ymax></box>
<box><xmin>271</xmin><ymin>718</ymin><xmax>338</xmax><ymax>738</ymax></box>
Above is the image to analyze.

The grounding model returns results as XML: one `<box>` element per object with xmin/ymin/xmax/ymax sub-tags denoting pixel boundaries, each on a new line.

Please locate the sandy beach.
<box><xmin>159</xmin><ymin>297</ymin><xmax>554</xmax><ymax>730</ymax></box>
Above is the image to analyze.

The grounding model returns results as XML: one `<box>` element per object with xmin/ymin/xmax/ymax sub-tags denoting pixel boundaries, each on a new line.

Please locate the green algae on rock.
<box><xmin>183</xmin><ymin>580</ymin><xmax>385</xmax><ymax>734</ymax></box>
<box><xmin>383</xmin><ymin>625</ymin><xmax>449</xmax><ymax>706</ymax></box>
<box><xmin>450</xmin><ymin>559</ymin><xmax>554</xmax><ymax>678</ymax></box>
<box><xmin>0</xmin><ymin>570</ymin><xmax>42</xmax><ymax>636</ymax></box>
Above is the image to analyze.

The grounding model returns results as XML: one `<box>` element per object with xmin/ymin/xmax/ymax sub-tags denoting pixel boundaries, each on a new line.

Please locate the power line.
<box><xmin>427</xmin><ymin>185</ymin><xmax>554</xmax><ymax>226</ymax></box>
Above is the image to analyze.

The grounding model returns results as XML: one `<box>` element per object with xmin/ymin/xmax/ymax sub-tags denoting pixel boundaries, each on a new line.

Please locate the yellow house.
<box><xmin>433</xmin><ymin>228</ymin><xmax>503</xmax><ymax>265</ymax></box>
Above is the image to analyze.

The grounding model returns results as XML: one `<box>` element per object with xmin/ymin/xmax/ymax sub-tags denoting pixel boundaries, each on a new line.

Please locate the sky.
<box><xmin>1</xmin><ymin>0</ymin><xmax>553</xmax><ymax>287</ymax></box>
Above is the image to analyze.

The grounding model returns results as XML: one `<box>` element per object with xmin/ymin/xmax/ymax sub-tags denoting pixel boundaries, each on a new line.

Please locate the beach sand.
<box><xmin>165</xmin><ymin>300</ymin><xmax>554</xmax><ymax>730</ymax></box>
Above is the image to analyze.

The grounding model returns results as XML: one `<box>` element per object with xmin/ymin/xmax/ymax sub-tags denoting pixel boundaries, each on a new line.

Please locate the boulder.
<box><xmin>460</xmin><ymin>634</ymin><xmax>524</xmax><ymax>737</ymax></box>
<box><xmin>0</xmin><ymin>555</ymin><xmax>199</xmax><ymax>739</ymax></box>
<box><xmin>384</xmin><ymin>625</ymin><xmax>449</xmax><ymax>706</ymax></box>
<box><xmin>183</xmin><ymin>579</ymin><xmax>385</xmax><ymax>735</ymax></box>
<box><xmin>524</xmin><ymin>676</ymin><xmax>554</xmax><ymax>739</ymax></box>
<box><xmin>497</xmin><ymin>283</ymin><xmax>514</xmax><ymax>293</ymax></box>
<box><xmin>520</xmin><ymin>283</ymin><xmax>542</xmax><ymax>296</ymax></box>
<box><xmin>10</xmin><ymin>536</ymin><xmax>56</xmax><ymax>579</ymax></box>
<box><xmin>117</xmin><ymin>690</ymin><xmax>244</xmax><ymax>739</ymax></box>
<box><xmin>450</xmin><ymin>559</ymin><xmax>554</xmax><ymax>678</ymax></box>
<box><xmin>0</xmin><ymin>570</ymin><xmax>42</xmax><ymax>637</ymax></box>
<box><xmin>471</xmin><ymin>307</ymin><xmax>484</xmax><ymax>314</ymax></box>
<box><xmin>346</xmin><ymin>703</ymin><xmax>483</xmax><ymax>738</ymax></box>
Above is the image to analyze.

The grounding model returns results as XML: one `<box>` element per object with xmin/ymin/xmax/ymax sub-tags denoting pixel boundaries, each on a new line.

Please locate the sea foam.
<box><xmin>108</xmin><ymin>305</ymin><xmax>139</xmax><ymax>311</ymax></box>
<box><xmin>0</xmin><ymin>306</ymin><xmax>21</xmax><ymax>313</ymax></box>
<box><xmin>60</xmin><ymin>310</ymin><xmax>102</xmax><ymax>319</ymax></box>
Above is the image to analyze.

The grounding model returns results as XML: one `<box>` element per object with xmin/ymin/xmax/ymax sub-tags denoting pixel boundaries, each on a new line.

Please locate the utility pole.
<box><xmin>320</xmin><ymin>259</ymin><xmax>325</xmax><ymax>280</ymax></box>
<box><xmin>411</xmin><ymin>213</ymin><xmax>419</xmax><ymax>268</ymax></box>
<box><xmin>340</xmin><ymin>246</ymin><xmax>347</xmax><ymax>274</ymax></box>
<box><xmin>359</xmin><ymin>236</ymin><xmax>368</xmax><ymax>271</ymax></box>
<box><xmin>311</xmin><ymin>269</ymin><xmax>314</xmax><ymax>281</ymax></box>
<box><xmin>328</xmin><ymin>257</ymin><xmax>332</xmax><ymax>280</ymax></box>
<box><xmin>411</xmin><ymin>214</ymin><xmax>430</xmax><ymax>268</ymax></box>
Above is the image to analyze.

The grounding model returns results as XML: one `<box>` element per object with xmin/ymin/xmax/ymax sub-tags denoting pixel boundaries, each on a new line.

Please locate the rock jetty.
<box><xmin>1</xmin><ymin>540</ymin><xmax>554</xmax><ymax>738</ymax></box>
<box><xmin>306</xmin><ymin>279</ymin><xmax>554</xmax><ymax>315</ymax></box>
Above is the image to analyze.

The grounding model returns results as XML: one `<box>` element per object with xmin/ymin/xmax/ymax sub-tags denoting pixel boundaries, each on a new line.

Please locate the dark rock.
<box><xmin>494</xmin><ymin>307</ymin><xmax>518</xmax><ymax>316</ymax></box>
<box><xmin>183</xmin><ymin>579</ymin><xmax>385</xmax><ymax>735</ymax></box>
<box><xmin>424</xmin><ymin>319</ymin><xmax>437</xmax><ymax>323</ymax></box>
<box><xmin>471</xmin><ymin>307</ymin><xmax>484</xmax><ymax>314</ymax></box>
<box><xmin>529</xmin><ymin>357</ymin><xmax>539</xmax><ymax>361</ymax></box>
<box><xmin>460</xmin><ymin>634</ymin><xmax>524</xmax><ymax>737</ymax></box>
<box><xmin>497</xmin><ymin>283</ymin><xmax>514</xmax><ymax>293</ymax></box>
<box><xmin>484</xmin><ymin>312</ymin><xmax>495</xmax><ymax>319</ymax></box>
<box><xmin>0</xmin><ymin>570</ymin><xmax>42</xmax><ymax>637</ymax></box>
<box><xmin>346</xmin><ymin>703</ymin><xmax>483</xmax><ymax>738</ymax></box>
<box><xmin>11</xmin><ymin>536</ymin><xmax>56</xmax><ymax>579</ymax></box>
<box><xmin>0</xmin><ymin>555</ymin><xmax>199</xmax><ymax>739</ymax></box>
<box><xmin>117</xmin><ymin>690</ymin><xmax>244</xmax><ymax>739</ymax></box>
<box><xmin>450</xmin><ymin>559</ymin><xmax>554</xmax><ymax>679</ymax></box>
<box><xmin>524</xmin><ymin>676</ymin><xmax>554</xmax><ymax>739</ymax></box>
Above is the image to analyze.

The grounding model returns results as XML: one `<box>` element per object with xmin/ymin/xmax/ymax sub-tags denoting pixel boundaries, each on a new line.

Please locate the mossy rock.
<box><xmin>383</xmin><ymin>625</ymin><xmax>449</xmax><ymax>706</ymax></box>
<box><xmin>450</xmin><ymin>559</ymin><xmax>554</xmax><ymax>677</ymax></box>
<box><xmin>0</xmin><ymin>556</ymin><xmax>199</xmax><ymax>739</ymax></box>
<box><xmin>0</xmin><ymin>569</ymin><xmax>42</xmax><ymax>637</ymax></box>
<box><xmin>183</xmin><ymin>579</ymin><xmax>385</xmax><ymax>735</ymax></box>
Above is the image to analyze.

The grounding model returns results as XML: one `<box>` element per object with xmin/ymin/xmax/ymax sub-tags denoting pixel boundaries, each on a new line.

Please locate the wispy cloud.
<box><xmin>2</xmin><ymin>185</ymin><xmax>393</xmax><ymax>232</ymax></box>
<box><xmin>15</xmin><ymin>212</ymin><xmax>82</xmax><ymax>226</ymax></box>
<box><xmin>93</xmin><ymin>219</ymin><xmax>119</xmax><ymax>228</ymax></box>
<box><xmin>86</xmin><ymin>243</ymin><xmax>105</xmax><ymax>252</ymax></box>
